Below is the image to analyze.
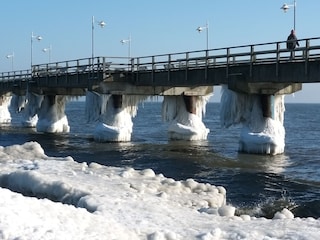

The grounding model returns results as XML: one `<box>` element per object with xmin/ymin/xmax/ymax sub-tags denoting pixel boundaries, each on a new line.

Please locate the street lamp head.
<box><xmin>98</xmin><ymin>21</ymin><xmax>106</xmax><ymax>28</ymax></box>
<box><xmin>196</xmin><ymin>26</ymin><xmax>203</xmax><ymax>33</ymax></box>
<box><xmin>120</xmin><ymin>39</ymin><xmax>130</xmax><ymax>44</ymax></box>
<box><xmin>36</xmin><ymin>36</ymin><xmax>43</xmax><ymax>41</ymax></box>
<box><xmin>281</xmin><ymin>3</ymin><xmax>290</xmax><ymax>12</ymax></box>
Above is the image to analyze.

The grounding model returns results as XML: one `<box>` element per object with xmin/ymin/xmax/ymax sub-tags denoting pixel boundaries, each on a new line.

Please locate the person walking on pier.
<box><xmin>287</xmin><ymin>29</ymin><xmax>299</xmax><ymax>59</ymax></box>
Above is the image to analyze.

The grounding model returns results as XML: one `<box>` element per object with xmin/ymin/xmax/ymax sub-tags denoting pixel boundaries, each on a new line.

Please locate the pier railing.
<box><xmin>0</xmin><ymin>69</ymin><xmax>31</xmax><ymax>81</ymax></box>
<box><xmin>1</xmin><ymin>37</ymin><xmax>320</xmax><ymax>84</ymax></box>
<box><xmin>132</xmin><ymin>37</ymin><xmax>320</xmax><ymax>76</ymax></box>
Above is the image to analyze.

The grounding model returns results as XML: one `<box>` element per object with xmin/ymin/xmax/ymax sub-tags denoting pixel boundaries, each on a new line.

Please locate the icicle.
<box><xmin>93</xmin><ymin>94</ymin><xmax>147</xmax><ymax>142</ymax></box>
<box><xmin>0</xmin><ymin>95</ymin><xmax>12</xmax><ymax>124</ymax></box>
<box><xmin>36</xmin><ymin>95</ymin><xmax>70</xmax><ymax>133</ymax></box>
<box><xmin>21</xmin><ymin>92</ymin><xmax>43</xmax><ymax>127</ymax></box>
<box><xmin>10</xmin><ymin>95</ymin><xmax>26</xmax><ymax>112</ymax></box>
<box><xmin>220</xmin><ymin>85</ymin><xmax>285</xmax><ymax>155</ymax></box>
<box><xmin>162</xmin><ymin>95</ymin><xmax>211</xmax><ymax>141</ymax></box>
<box><xmin>85</xmin><ymin>91</ymin><xmax>104</xmax><ymax>123</ymax></box>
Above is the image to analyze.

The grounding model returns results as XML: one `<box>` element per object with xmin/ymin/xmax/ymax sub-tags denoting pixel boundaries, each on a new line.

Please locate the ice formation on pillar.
<box><xmin>13</xmin><ymin>93</ymin><xmax>43</xmax><ymax>128</ymax></box>
<box><xmin>0</xmin><ymin>95</ymin><xmax>12</xmax><ymax>124</ymax></box>
<box><xmin>220</xmin><ymin>85</ymin><xmax>285</xmax><ymax>155</ymax></box>
<box><xmin>36</xmin><ymin>95</ymin><xmax>70</xmax><ymax>133</ymax></box>
<box><xmin>10</xmin><ymin>94</ymin><xmax>26</xmax><ymax>112</ymax></box>
<box><xmin>162</xmin><ymin>95</ymin><xmax>210</xmax><ymax>140</ymax></box>
<box><xmin>86</xmin><ymin>91</ymin><xmax>145</xmax><ymax>142</ymax></box>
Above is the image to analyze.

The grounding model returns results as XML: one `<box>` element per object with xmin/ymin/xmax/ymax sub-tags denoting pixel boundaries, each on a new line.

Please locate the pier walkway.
<box><xmin>1</xmin><ymin>37</ymin><xmax>320</xmax><ymax>96</ymax></box>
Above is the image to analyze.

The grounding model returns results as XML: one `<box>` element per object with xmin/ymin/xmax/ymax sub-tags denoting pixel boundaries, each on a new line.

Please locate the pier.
<box><xmin>1</xmin><ymin>37</ymin><xmax>320</xmax><ymax>155</ymax></box>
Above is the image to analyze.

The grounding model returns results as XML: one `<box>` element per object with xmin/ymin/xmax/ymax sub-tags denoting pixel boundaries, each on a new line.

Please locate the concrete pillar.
<box><xmin>0</xmin><ymin>94</ymin><xmax>12</xmax><ymax>123</ymax></box>
<box><xmin>183</xmin><ymin>95</ymin><xmax>196</xmax><ymax>114</ymax></box>
<box><xmin>260</xmin><ymin>94</ymin><xmax>272</xmax><ymax>118</ymax></box>
<box><xmin>163</xmin><ymin>95</ymin><xmax>210</xmax><ymax>141</ymax></box>
<box><xmin>91</xmin><ymin>94</ymin><xmax>145</xmax><ymax>142</ymax></box>
<box><xmin>36</xmin><ymin>95</ymin><xmax>70</xmax><ymax>133</ymax></box>
<box><xmin>47</xmin><ymin>95</ymin><xmax>56</xmax><ymax>106</ymax></box>
<box><xmin>112</xmin><ymin>94</ymin><xmax>123</xmax><ymax>109</ymax></box>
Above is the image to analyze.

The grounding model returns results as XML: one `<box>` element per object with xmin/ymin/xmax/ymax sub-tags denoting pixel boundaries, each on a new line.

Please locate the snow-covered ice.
<box><xmin>0</xmin><ymin>142</ymin><xmax>319</xmax><ymax>240</ymax></box>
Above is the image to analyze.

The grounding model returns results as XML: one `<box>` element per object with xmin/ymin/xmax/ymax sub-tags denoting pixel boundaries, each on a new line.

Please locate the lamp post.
<box><xmin>31</xmin><ymin>32</ymin><xmax>43</xmax><ymax>68</ymax></box>
<box><xmin>42</xmin><ymin>45</ymin><xmax>52</xmax><ymax>63</ymax></box>
<box><xmin>196</xmin><ymin>21</ymin><xmax>209</xmax><ymax>50</ymax></box>
<box><xmin>281</xmin><ymin>0</ymin><xmax>296</xmax><ymax>30</ymax></box>
<box><xmin>120</xmin><ymin>35</ymin><xmax>132</xmax><ymax>70</ymax></box>
<box><xmin>6</xmin><ymin>52</ymin><xmax>14</xmax><ymax>71</ymax></box>
<box><xmin>120</xmin><ymin>34</ymin><xmax>132</xmax><ymax>59</ymax></box>
<box><xmin>91</xmin><ymin>16</ymin><xmax>106</xmax><ymax>60</ymax></box>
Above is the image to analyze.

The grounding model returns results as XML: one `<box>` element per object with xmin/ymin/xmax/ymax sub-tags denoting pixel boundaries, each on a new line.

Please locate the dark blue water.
<box><xmin>1</xmin><ymin>101</ymin><xmax>320</xmax><ymax>219</ymax></box>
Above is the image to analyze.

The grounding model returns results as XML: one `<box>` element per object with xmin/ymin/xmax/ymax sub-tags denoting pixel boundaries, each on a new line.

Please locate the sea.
<box><xmin>1</xmin><ymin>101</ymin><xmax>320</xmax><ymax>219</ymax></box>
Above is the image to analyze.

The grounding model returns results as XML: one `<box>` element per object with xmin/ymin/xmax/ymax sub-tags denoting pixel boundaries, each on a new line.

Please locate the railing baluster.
<box><xmin>250</xmin><ymin>45</ymin><xmax>254</xmax><ymax>78</ymax></box>
<box><xmin>276</xmin><ymin>42</ymin><xmax>280</xmax><ymax>78</ymax></box>
<box><xmin>167</xmin><ymin>54</ymin><xmax>171</xmax><ymax>83</ymax></box>
<box><xmin>185</xmin><ymin>52</ymin><xmax>189</xmax><ymax>82</ymax></box>
<box><xmin>305</xmin><ymin>39</ymin><xmax>310</xmax><ymax>75</ymax></box>
<box><xmin>226</xmin><ymin>48</ymin><xmax>230</xmax><ymax>78</ymax></box>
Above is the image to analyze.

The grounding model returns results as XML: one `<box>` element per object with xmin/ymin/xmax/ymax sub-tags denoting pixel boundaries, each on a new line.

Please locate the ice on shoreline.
<box><xmin>0</xmin><ymin>142</ymin><xmax>319</xmax><ymax>239</ymax></box>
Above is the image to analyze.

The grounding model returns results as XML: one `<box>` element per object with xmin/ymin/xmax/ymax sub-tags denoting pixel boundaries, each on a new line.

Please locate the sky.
<box><xmin>1</xmin><ymin>0</ymin><xmax>320</xmax><ymax>102</ymax></box>
<box><xmin>1</xmin><ymin>141</ymin><xmax>320</xmax><ymax>239</ymax></box>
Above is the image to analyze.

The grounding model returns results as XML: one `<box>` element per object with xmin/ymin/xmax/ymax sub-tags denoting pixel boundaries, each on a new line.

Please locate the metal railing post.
<box><xmin>131</xmin><ymin>58</ymin><xmax>134</xmax><ymax>72</ymax></box>
<box><xmin>152</xmin><ymin>56</ymin><xmax>155</xmax><ymax>84</ymax></box>
<box><xmin>205</xmin><ymin>49</ymin><xmax>208</xmax><ymax>82</ymax></box>
<box><xmin>185</xmin><ymin>52</ymin><xmax>189</xmax><ymax>82</ymax></box>
<box><xmin>136</xmin><ymin>57</ymin><xmax>140</xmax><ymax>84</ymax></box>
<box><xmin>250</xmin><ymin>45</ymin><xmax>254</xmax><ymax>78</ymax></box>
<box><xmin>276</xmin><ymin>42</ymin><xmax>280</xmax><ymax>78</ymax></box>
<box><xmin>305</xmin><ymin>39</ymin><xmax>310</xmax><ymax>75</ymax></box>
<box><xmin>226</xmin><ymin>48</ymin><xmax>230</xmax><ymax>78</ymax></box>
<box><xmin>167</xmin><ymin>54</ymin><xmax>171</xmax><ymax>82</ymax></box>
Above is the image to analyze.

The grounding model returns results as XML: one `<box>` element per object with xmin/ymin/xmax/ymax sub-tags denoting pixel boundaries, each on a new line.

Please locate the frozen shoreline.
<box><xmin>0</xmin><ymin>142</ymin><xmax>319</xmax><ymax>239</ymax></box>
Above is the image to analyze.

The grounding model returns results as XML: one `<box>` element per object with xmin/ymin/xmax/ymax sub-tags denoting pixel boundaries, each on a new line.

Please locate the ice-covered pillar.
<box><xmin>36</xmin><ymin>95</ymin><xmax>70</xmax><ymax>133</ymax></box>
<box><xmin>0</xmin><ymin>95</ymin><xmax>12</xmax><ymax>124</ymax></box>
<box><xmin>162</xmin><ymin>94</ymin><xmax>210</xmax><ymax>141</ymax></box>
<box><xmin>10</xmin><ymin>93</ymin><xmax>45</xmax><ymax>128</ymax></box>
<box><xmin>220</xmin><ymin>86</ymin><xmax>285</xmax><ymax>155</ymax></box>
<box><xmin>260</xmin><ymin>94</ymin><xmax>272</xmax><ymax>118</ymax></box>
<box><xmin>86</xmin><ymin>91</ymin><xmax>145</xmax><ymax>142</ymax></box>
<box><xmin>183</xmin><ymin>95</ymin><xmax>196</xmax><ymax>114</ymax></box>
<box><xmin>112</xmin><ymin>94</ymin><xmax>123</xmax><ymax>109</ymax></box>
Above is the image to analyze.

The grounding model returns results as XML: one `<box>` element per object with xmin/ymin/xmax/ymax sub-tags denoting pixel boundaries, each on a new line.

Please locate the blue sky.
<box><xmin>1</xmin><ymin>0</ymin><xmax>320</xmax><ymax>102</ymax></box>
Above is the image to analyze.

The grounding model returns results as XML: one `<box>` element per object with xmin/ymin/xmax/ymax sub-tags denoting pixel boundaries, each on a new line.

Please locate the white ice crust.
<box><xmin>0</xmin><ymin>142</ymin><xmax>319</xmax><ymax>239</ymax></box>
<box><xmin>86</xmin><ymin>91</ymin><xmax>146</xmax><ymax>142</ymax></box>
<box><xmin>220</xmin><ymin>86</ymin><xmax>285</xmax><ymax>155</ymax></box>
<box><xmin>162</xmin><ymin>95</ymin><xmax>210</xmax><ymax>140</ymax></box>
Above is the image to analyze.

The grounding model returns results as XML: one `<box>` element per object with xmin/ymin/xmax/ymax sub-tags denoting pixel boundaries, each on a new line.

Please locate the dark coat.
<box><xmin>287</xmin><ymin>33</ymin><xmax>300</xmax><ymax>49</ymax></box>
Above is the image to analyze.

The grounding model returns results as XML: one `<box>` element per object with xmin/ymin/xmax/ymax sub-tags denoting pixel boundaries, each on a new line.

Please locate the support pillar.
<box><xmin>260</xmin><ymin>94</ymin><xmax>272</xmax><ymax>118</ymax></box>
<box><xmin>163</xmin><ymin>95</ymin><xmax>210</xmax><ymax>141</ymax></box>
<box><xmin>112</xmin><ymin>94</ymin><xmax>123</xmax><ymax>109</ymax></box>
<box><xmin>36</xmin><ymin>95</ymin><xmax>70</xmax><ymax>133</ymax></box>
<box><xmin>183</xmin><ymin>95</ymin><xmax>196</xmax><ymax>114</ymax></box>
<box><xmin>221</xmin><ymin>86</ymin><xmax>285</xmax><ymax>155</ymax></box>
<box><xmin>21</xmin><ymin>92</ymin><xmax>42</xmax><ymax>128</ymax></box>
<box><xmin>0</xmin><ymin>95</ymin><xmax>12</xmax><ymax>124</ymax></box>
<box><xmin>90</xmin><ymin>93</ymin><xmax>145</xmax><ymax>142</ymax></box>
